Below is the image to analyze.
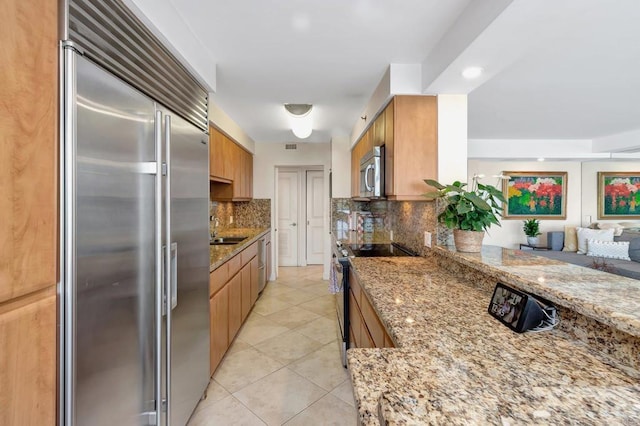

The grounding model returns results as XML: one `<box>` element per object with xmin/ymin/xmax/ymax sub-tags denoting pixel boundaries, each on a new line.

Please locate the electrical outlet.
<box><xmin>424</xmin><ymin>231</ymin><xmax>432</xmax><ymax>247</ymax></box>
<box><xmin>390</xmin><ymin>230</ymin><xmax>394</xmax><ymax>241</ymax></box>
<box><xmin>229</xmin><ymin>216</ymin><xmax>233</xmax><ymax>224</ymax></box>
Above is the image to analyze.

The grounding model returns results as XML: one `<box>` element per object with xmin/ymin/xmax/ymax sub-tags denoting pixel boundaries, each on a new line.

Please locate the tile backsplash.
<box><xmin>331</xmin><ymin>198</ymin><xmax>447</xmax><ymax>256</ymax></box>
<box><xmin>210</xmin><ymin>199</ymin><xmax>271</xmax><ymax>236</ymax></box>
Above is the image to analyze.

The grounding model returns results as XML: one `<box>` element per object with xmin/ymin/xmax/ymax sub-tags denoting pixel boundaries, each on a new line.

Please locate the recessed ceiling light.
<box><xmin>462</xmin><ymin>66</ymin><xmax>483</xmax><ymax>79</ymax></box>
<box><xmin>537</xmin><ymin>158</ymin><xmax>545</xmax><ymax>162</ymax></box>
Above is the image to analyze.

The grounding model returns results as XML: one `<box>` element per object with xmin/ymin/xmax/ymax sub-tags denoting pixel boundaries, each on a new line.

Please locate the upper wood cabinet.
<box><xmin>209</xmin><ymin>126</ymin><xmax>253</xmax><ymax>200</ymax></box>
<box><xmin>386</xmin><ymin>96</ymin><xmax>437</xmax><ymax>200</ymax></box>
<box><xmin>1</xmin><ymin>0</ymin><xmax>57</xmax><ymax>424</ymax></box>
<box><xmin>1</xmin><ymin>0</ymin><xmax>58</xmax><ymax>303</ymax></box>
<box><xmin>372</xmin><ymin>113</ymin><xmax>385</xmax><ymax>147</ymax></box>
<box><xmin>350</xmin><ymin>95</ymin><xmax>437</xmax><ymax>200</ymax></box>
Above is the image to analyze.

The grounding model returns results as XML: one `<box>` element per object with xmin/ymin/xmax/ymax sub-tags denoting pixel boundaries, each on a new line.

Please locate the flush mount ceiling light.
<box><xmin>284</xmin><ymin>103</ymin><xmax>313</xmax><ymax>139</ymax></box>
<box><xmin>462</xmin><ymin>66</ymin><xmax>483</xmax><ymax>80</ymax></box>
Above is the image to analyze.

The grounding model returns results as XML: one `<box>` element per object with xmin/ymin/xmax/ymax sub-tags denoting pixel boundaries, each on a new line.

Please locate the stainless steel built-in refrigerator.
<box><xmin>61</xmin><ymin>50</ymin><xmax>210</xmax><ymax>425</ymax></box>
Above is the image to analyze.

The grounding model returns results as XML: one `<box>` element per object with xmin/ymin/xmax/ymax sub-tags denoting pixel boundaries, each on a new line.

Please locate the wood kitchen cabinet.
<box><xmin>227</xmin><ymin>272</ymin><xmax>242</xmax><ymax>343</ymax></box>
<box><xmin>241</xmin><ymin>263</ymin><xmax>251</xmax><ymax>321</ymax></box>
<box><xmin>209</xmin><ymin>284</ymin><xmax>228</xmax><ymax>374</ymax></box>
<box><xmin>348</xmin><ymin>270</ymin><xmax>394</xmax><ymax>349</ymax></box>
<box><xmin>1</xmin><ymin>0</ymin><xmax>58</xmax><ymax>423</ymax></box>
<box><xmin>372</xmin><ymin>113</ymin><xmax>385</xmax><ymax>147</ymax></box>
<box><xmin>350</xmin><ymin>95</ymin><xmax>438</xmax><ymax>200</ymax></box>
<box><xmin>384</xmin><ymin>96</ymin><xmax>438</xmax><ymax>200</ymax></box>
<box><xmin>209</xmin><ymin>237</ymin><xmax>263</xmax><ymax>375</ymax></box>
<box><xmin>209</xmin><ymin>126</ymin><xmax>253</xmax><ymax>201</ymax></box>
<box><xmin>0</xmin><ymin>294</ymin><xmax>57</xmax><ymax>426</ymax></box>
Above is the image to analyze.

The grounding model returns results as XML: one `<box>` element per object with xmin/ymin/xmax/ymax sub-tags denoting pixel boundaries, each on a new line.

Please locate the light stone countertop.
<box><xmin>433</xmin><ymin>245</ymin><xmax>640</xmax><ymax>337</ymax></box>
<box><xmin>346</xmin><ymin>255</ymin><xmax>640</xmax><ymax>425</ymax></box>
<box><xmin>209</xmin><ymin>227</ymin><xmax>269</xmax><ymax>271</ymax></box>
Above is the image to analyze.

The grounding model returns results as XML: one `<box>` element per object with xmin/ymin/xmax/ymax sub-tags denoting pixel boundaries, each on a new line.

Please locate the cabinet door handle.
<box><xmin>291</xmin><ymin>222</ymin><xmax>297</xmax><ymax>227</ymax></box>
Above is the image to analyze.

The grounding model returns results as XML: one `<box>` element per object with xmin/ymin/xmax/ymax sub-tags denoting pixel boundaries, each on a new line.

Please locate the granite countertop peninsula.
<box><xmin>433</xmin><ymin>245</ymin><xmax>640</xmax><ymax>337</ymax></box>
<box><xmin>209</xmin><ymin>227</ymin><xmax>269</xmax><ymax>271</ymax></box>
<box><xmin>346</xmin><ymin>256</ymin><xmax>640</xmax><ymax>425</ymax></box>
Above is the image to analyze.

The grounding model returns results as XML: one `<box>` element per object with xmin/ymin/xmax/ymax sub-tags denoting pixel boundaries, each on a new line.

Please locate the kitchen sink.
<box><xmin>210</xmin><ymin>236</ymin><xmax>247</xmax><ymax>245</ymax></box>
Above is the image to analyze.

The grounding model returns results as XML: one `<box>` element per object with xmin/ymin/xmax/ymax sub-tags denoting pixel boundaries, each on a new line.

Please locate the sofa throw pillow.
<box><xmin>592</xmin><ymin>222</ymin><xmax>624</xmax><ymax>236</ymax></box>
<box><xmin>586</xmin><ymin>239</ymin><xmax>630</xmax><ymax>261</ymax></box>
<box><xmin>563</xmin><ymin>226</ymin><xmax>578</xmax><ymax>252</ymax></box>
<box><xmin>576</xmin><ymin>227</ymin><xmax>614</xmax><ymax>254</ymax></box>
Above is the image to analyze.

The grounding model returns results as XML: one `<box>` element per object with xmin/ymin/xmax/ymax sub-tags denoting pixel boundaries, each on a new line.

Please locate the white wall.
<box><xmin>468</xmin><ymin>160</ymin><xmax>583</xmax><ymax>248</ymax></box>
<box><xmin>581</xmin><ymin>160</ymin><xmax>640</xmax><ymax>225</ymax></box>
<box><xmin>209</xmin><ymin>101</ymin><xmax>256</xmax><ymax>153</ymax></box>
<box><xmin>331</xmin><ymin>136</ymin><xmax>351</xmax><ymax>198</ymax></box>
<box><xmin>437</xmin><ymin>95</ymin><xmax>468</xmax><ymax>183</ymax></box>
<box><xmin>254</xmin><ymin>143</ymin><xmax>332</xmax><ymax>280</ymax></box>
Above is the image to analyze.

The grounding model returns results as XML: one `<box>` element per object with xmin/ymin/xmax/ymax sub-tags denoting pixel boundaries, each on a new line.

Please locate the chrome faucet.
<box><xmin>211</xmin><ymin>217</ymin><xmax>220</xmax><ymax>239</ymax></box>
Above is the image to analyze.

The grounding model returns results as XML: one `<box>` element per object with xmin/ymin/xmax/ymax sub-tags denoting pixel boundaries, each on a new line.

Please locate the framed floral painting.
<box><xmin>597</xmin><ymin>172</ymin><xmax>640</xmax><ymax>219</ymax></box>
<box><xmin>502</xmin><ymin>171</ymin><xmax>567</xmax><ymax>219</ymax></box>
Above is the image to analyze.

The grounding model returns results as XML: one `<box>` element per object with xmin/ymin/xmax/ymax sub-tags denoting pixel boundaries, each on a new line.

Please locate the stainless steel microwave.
<box><xmin>360</xmin><ymin>146</ymin><xmax>384</xmax><ymax>198</ymax></box>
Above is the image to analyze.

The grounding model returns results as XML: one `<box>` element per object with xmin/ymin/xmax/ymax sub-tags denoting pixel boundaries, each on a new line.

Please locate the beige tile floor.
<box><xmin>188</xmin><ymin>266</ymin><xmax>357</xmax><ymax>426</ymax></box>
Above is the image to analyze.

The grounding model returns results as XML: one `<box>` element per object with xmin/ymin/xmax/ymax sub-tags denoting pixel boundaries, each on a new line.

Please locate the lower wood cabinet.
<box><xmin>209</xmin><ymin>237</ymin><xmax>264</xmax><ymax>375</ymax></box>
<box><xmin>227</xmin><ymin>273</ymin><xmax>242</xmax><ymax>343</ymax></box>
<box><xmin>349</xmin><ymin>272</ymin><xmax>394</xmax><ymax>349</ymax></box>
<box><xmin>0</xmin><ymin>294</ymin><xmax>56</xmax><ymax>425</ymax></box>
<box><xmin>241</xmin><ymin>263</ymin><xmax>251</xmax><ymax>321</ymax></box>
<box><xmin>209</xmin><ymin>285</ymin><xmax>229</xmax><ymax>373</ymax></box>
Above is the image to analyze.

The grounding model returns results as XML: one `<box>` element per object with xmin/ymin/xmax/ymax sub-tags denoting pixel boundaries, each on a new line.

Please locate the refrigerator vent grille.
<box><xmin>285</xmin><ymin>144</ymin><xmax>297</xmax><ymax>150</ymax></box>
<box><xmin>66</xmin><ymin>0</ymin><xmax>208</xmax><ymax>132</ymax></box>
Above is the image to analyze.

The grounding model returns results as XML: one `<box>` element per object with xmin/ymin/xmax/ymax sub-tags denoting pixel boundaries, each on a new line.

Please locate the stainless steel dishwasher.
<box><xmin>258</xmin><ymin>236</ymin><xmax>267</xmax><ymax>293</ymax></box>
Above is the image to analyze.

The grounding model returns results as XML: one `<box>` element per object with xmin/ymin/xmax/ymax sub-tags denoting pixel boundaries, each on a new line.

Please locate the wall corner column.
<box><xmin>437</xmin><ymin>95</ymin><xmax>468</xmax><ymax>184</ymax></box>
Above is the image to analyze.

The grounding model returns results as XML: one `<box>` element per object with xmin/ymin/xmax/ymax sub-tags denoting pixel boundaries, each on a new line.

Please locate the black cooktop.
<box><xmin>348</xmin><ymin>243</ymin><xmax>417</xmax><ymax>257</ymax></box>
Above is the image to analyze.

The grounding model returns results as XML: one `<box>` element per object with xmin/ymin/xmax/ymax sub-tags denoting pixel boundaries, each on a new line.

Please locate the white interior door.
<box><xmin>306</xmin><ymin>170</ymin><xmax>324</xmax><ymax>264</ymax></box>
<box><xmin>278</xmin><ymin>170</ymin><xmax>299</xmax><ymax>266</ymax></box>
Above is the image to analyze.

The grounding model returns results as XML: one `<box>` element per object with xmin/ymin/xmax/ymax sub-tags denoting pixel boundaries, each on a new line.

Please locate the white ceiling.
<box><xmin>129</xmin><ymin>0</ymin><xmax>640</xmax><ymax>147</ymax></box>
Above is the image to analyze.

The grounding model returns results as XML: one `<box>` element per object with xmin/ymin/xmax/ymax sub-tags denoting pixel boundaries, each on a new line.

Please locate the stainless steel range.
<box><xmin>332</xmin><ymin>240</ymin><xmax>417</xmax><ymax>366</ymax></box>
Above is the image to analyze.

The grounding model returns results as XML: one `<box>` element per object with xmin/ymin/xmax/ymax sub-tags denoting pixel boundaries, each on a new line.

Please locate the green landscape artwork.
<box><xmin>598</xmin><ymin>172</ymin><xmax>640</xmax><ymax>219</ymax></box>
<box><xmin>503</xmin><ymin>172</ymin><xmax>567</xmax><ymax>219</ymax></box>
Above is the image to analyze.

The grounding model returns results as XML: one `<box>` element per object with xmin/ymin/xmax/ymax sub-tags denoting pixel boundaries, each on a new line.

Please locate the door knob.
<box><xmin>291</xmin><ymin>222</ymin><xmax>297</xmax><ymax>226</ymax></box>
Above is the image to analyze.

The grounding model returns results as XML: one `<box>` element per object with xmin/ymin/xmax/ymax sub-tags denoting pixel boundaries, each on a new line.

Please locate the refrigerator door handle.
<box><xmin>154</xmin><ymin>110</ymin><xmax>163</xmax><ymax>425</ymax></box>
<box><xmin>170</xmin><ymin>242</ymin><xmax>178</xmax><ymax>310</ymax></box>
<box><xmin>164</xmin><ymin>114</ymin><xmax>172</xmax><ymax>426</ymax></box>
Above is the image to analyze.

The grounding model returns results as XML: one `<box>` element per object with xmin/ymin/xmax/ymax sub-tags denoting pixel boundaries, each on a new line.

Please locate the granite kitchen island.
<box><xmin>346</xmin><ymin>246</ymin><xmax>640</xmax><ymax>425</ymax></box>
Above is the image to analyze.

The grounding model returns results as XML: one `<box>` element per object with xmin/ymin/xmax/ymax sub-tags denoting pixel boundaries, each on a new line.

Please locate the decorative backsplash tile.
<box><xmin>210</xmin><ymin>199</ymin><xmax>271</xmax><ymax>236</ymax></box>
<box><xmin>331</xmin><ymin>198</ymin><xmax>442</xmax><ymax>256</ymax></box>
<box><xmin>233</xmin><ymin>199</ymin><xmax>271</xmax><ymax>228</ymax></box>
<box><xmin>389</xmin><ymin>201</ymin><xmax>437</xmax><ymax>256</ymax></box>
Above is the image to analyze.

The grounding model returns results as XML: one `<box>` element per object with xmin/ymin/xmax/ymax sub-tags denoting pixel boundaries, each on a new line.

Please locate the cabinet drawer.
<box><xmin>360</xmin><ymin>294</ymin><xmax>385</xmax><ymax>348</ymax></box>
<box><xmin>241</xmin><ymin>241</ymin><xmax>258</xmax><ymax>265</ymax></box>
<box><xmin>228</xmin><ymin>254</ymin><xmax>241</xmax><ymax>277</ymax></box>
<box><xmin>209</xmin><ymin>264</ymin><xmax>228</xmax><ymax>297</ymax></box>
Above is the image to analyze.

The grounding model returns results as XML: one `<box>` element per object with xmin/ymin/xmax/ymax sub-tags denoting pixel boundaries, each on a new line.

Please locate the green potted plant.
<box><xmin>523</xmin><ymin>218</ymin><xmax>542</xmax><ymax>245</ymax></box>
<box><xmin>423</xmin><ymin>175</ymin><xmax>507</xmax><ymax>252</ymax></box>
